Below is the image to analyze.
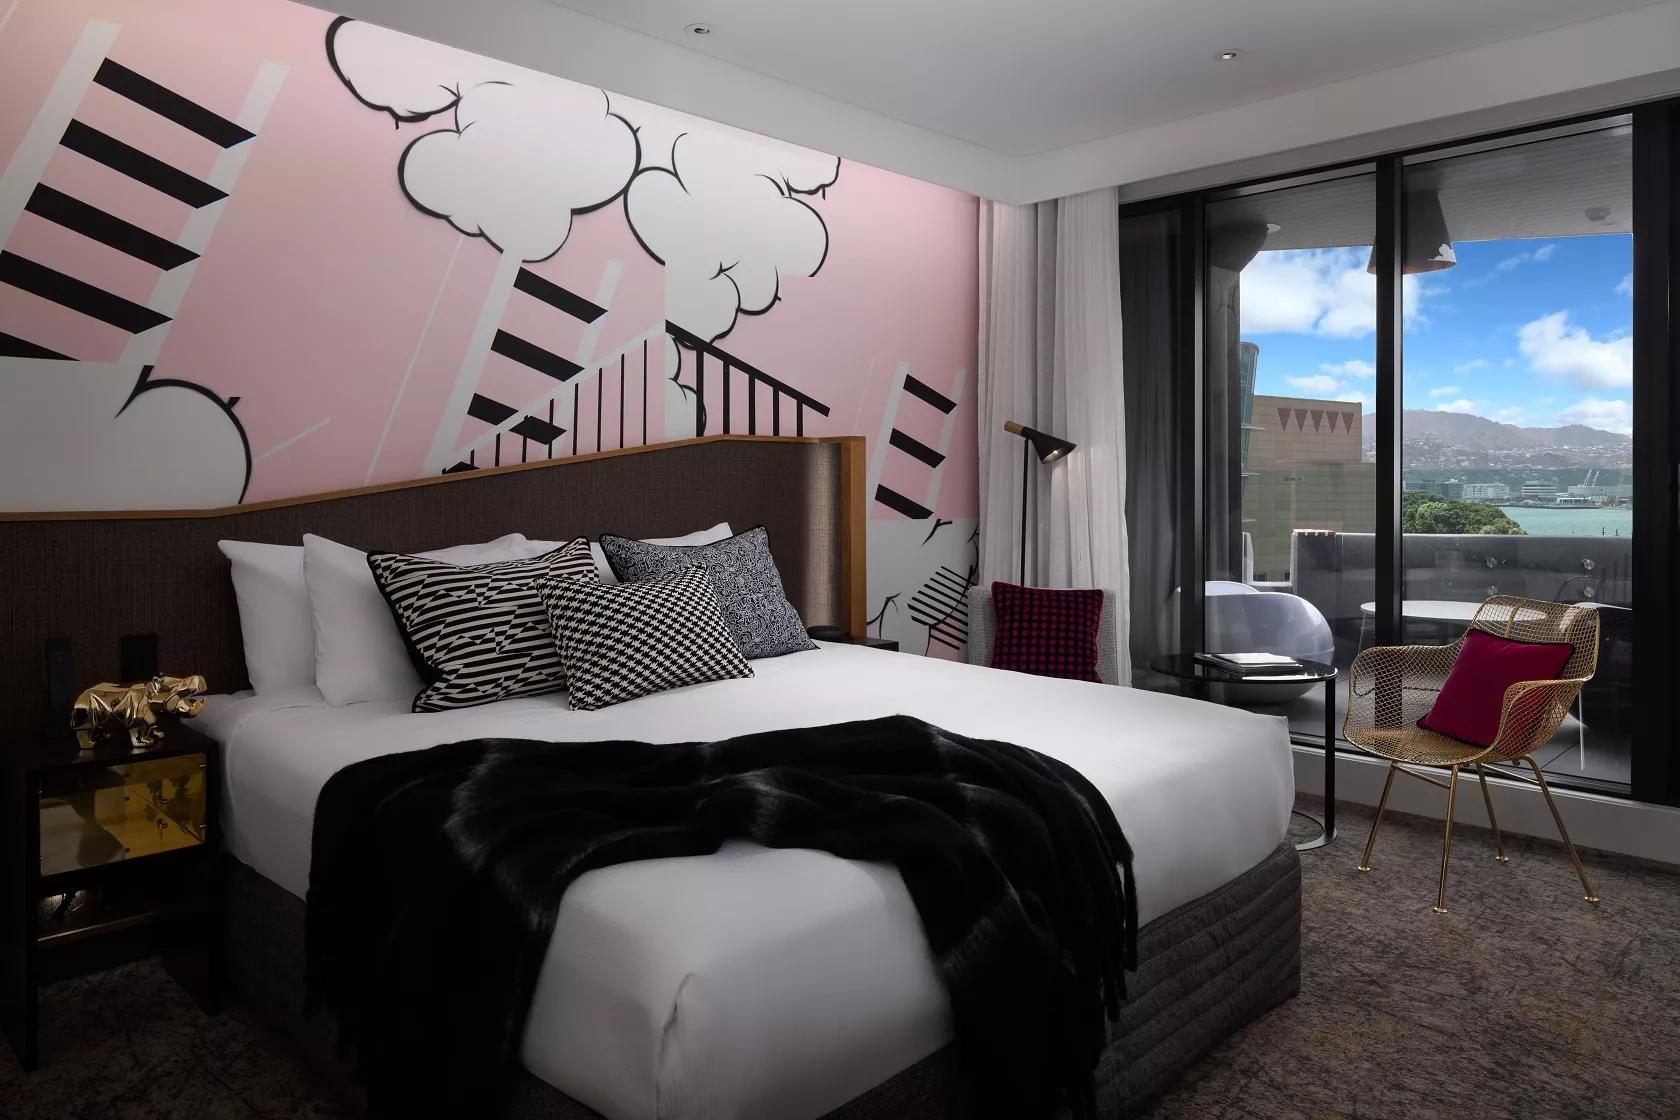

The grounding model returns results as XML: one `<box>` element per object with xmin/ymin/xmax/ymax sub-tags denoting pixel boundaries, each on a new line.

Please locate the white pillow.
<box><xmin>304</xmin><ymin>533</ymin><xmax>548</xmax><ymax>707</ymax></box>
<box><xmin>219</xmin><ymin>540</ymin><xmax>314</xmax><ymax>694</ymax></box>
<box><xmin>536</xmin><ymin>522</ymin><xmax>734</xmax><ymax>584</ymax></box>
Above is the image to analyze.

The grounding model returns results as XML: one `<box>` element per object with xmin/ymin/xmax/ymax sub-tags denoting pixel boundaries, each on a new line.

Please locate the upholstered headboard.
<box><xmin>0</xmin><ymin>435</ymin><xmax>866</xmax><ymax>738</ymax></box>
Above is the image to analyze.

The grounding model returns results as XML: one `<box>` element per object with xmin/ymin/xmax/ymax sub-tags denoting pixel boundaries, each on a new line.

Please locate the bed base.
<box><xmin>222</xmin><ymin>840</ymin><xmax>1300</xmax><ymax>1119</ymax></box>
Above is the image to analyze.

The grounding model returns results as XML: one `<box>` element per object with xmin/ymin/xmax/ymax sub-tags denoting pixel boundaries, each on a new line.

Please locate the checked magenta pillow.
<box><xmin>988</xmin><ymin>581</ymin><xmax>1104</xmax><ymax>682</ymax></box>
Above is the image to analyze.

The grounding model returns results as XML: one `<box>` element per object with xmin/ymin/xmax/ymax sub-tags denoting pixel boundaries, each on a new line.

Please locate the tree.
<box><xmin>1401</xmin><ymin>491</ymin><xmax>1526</xmax><ymax>535</ymax></box>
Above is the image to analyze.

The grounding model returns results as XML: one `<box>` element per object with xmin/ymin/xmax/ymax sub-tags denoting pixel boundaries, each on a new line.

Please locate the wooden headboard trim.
<box><xmin>0</xmin><ymin>434</ymin><xmax>860</xmax><ymax>522</ymax></box>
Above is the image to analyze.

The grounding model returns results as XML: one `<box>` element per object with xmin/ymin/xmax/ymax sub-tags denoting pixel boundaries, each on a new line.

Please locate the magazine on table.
<box><xmin>1195</xmin><ymin>651</ymin><xmax>1306</xmax><ymax>675</ymax></box>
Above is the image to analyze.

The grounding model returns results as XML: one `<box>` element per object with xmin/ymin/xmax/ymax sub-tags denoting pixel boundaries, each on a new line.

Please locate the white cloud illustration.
<box><xmin>622</xmin><ymin>99</ymin><xmax>839</xmax><ymax>342</ymax></box>
<box><xmin>328</xmin><ymin>19</ymin><xmax>638</xmax><ymax>262</ymax></box>
<box><xmin>0</xmin><ymin>360</ymin><xmax>249</xmax><ymax>510</ymax></box>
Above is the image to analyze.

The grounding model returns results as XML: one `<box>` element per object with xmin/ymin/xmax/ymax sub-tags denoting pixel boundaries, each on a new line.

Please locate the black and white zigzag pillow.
<box><xmin>540</xmin><ymin>565</ymin><xmax>753</xmax><ymax>711</ymax></box>
<box><xmin>368</xmin><ymin>538</ymin><xmax>596</xmax><ymax>712</ymax></box>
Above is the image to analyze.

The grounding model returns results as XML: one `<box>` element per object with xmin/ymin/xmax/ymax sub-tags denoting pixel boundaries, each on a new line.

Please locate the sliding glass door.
<box><xmin>1124</xmin><ymin>99</ymin><xmax>1680</xmax><ymax>805</ymax></box>
<box><xmin>1199</xmin><ymin>171</ymin><xmax>1377</xmax><ymax>741</ymax></box>
<box><xmin>1400</xmin><ymin>120</ymin><xmax>1635</xmax><ymax>792</ymax></box>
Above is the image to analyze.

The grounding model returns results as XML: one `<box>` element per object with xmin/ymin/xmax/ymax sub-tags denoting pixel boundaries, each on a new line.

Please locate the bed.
<box><xmin>0</xmin><ymin>435</ymin><xmax>1301</xmax><ymax>1118</ymax></box>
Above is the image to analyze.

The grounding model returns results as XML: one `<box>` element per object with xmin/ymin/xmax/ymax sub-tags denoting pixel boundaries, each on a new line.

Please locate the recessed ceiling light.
<box><xmin>684</xmin><ymin>22</ymin><xmax>715</xmax><ymax>36</ymax></box>
<box><xmin>1216</xmin><ymin>49</ymin><xmax>1242</xmax><ymax>61</ymax></box>
<box><xmin>1265</xmin><ymin>222</ymin><xmax>1283</xmax><ymax>233</ymax></box>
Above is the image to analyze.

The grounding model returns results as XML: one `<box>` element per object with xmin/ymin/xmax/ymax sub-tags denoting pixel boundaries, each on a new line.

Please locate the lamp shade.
<box><xmin>1003</xmin><ymin>420</ymin><xmax>1077</xmax><ymax>463</ymax></box>
<box><xmin>1365</xmin><ymin>188</ymin><xmax>1456</xmax><ymax>275</ymax></box>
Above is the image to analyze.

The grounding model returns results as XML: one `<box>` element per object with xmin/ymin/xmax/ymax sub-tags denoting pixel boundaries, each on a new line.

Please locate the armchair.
<box><xmin>1343</xmin><ymin>595</ymin><xmax>1599</xmax><ymax>914</ymax></box>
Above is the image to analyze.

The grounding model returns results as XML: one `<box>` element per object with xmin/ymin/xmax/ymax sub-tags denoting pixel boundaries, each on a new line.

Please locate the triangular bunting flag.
<box><xmin>1277</xmin><ymin>407</ymin><xmax>1292</xmax><ymax>430</ymax></box>
<box><xmin>1310</xmin><ymin>409</ymin><xmax>1325</xmax><ymax>431</ymax></box>
<box><xmin>1341</xmin><ymin>411</ymin><xmax>1356</xmax><ymax>432</ymax></box>
<box><xmin>1293</xmin><ymin>408</ymin><xmax>1308</xmax><ymax>428</ymax></box>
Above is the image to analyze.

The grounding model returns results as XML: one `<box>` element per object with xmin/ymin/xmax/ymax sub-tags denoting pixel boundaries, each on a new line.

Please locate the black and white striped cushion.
<box><xmin>368</xmin><ymin>539</ymin><xmax>595</xmax><ymax>712</ymax></box>
<box><xmin>540</xmin><ymin>566</ymin><xmax>752</xmax><ymax>711</ymax></box>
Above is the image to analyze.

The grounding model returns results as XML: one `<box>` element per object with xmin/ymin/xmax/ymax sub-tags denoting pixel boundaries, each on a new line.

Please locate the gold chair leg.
<box><xmin>1434</xmin><ymin>765</ymin><xmax>1460</xmax><ymax>914</ymax></box>
<box><xmin>1358</xmin><ymin>762</ymin><xmax>1398</xmax><ymax>873</ymax></box>
<box><xmin>1527</xmin><ymin>757</ymin><xmax>1599</xmax><ymax>904</ymax></box>
<box><xmin>1474</xmin><ymin>763</ymin><xmax>1508</xmax><ymax>864</ymax></box>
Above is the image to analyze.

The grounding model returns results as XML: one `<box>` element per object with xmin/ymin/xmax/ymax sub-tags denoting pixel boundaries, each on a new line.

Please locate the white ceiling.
<box><xmin>550</xmin><ymin>0</ymin><xmax>1661</xmax><ymax>156</ymax></box>
<box><xmin>316</xmin><ymin>0</ymin><xmax>1680</xmax><ymax>200</ymax></box>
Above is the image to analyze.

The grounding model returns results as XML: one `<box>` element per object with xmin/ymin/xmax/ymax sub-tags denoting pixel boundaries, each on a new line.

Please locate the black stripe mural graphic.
<box><xmin>24</xmin><ymin>185</ymin><xmax>197</xmax><ymax>270</ymax></box>
<box><xmin>59</xmin><ymin>121</ymin><xmax>227</xmax><ymax>208</ymax></box>
<box><xmin>490</xmin><ymin>329</ymin><xmax>585</xmax><ymax>383</ymax></box>
<box><xmin>0</xmin><ymin>251</ymin><xmax>171</xmax><ymax>333</ymax></box>
<box><xmin>513</xmin><ymin>267</ymin><xmax>605</xmax><ymax>323</ymax></box>
<box><xmin>93</xmin><ymin>59</ymin><xmax>256</xmax><ymax>148</ymax></box>
<box><xmin>0</xmin><ymin>332</ymin><xmax>71</xmax><ymax>360</ymax></box>
<box><xmin>902</xmin><ymin>373</ymin><xmax>957</xmax><ymax>415</ymax></box>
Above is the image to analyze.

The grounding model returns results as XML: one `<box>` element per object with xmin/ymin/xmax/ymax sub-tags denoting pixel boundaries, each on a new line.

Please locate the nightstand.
<box><xmin>807</xmin><ymin>627</ymin><xmax>899</xmax><ymax>653</ymax></box>
<box><xmin>0</xmin><ymin>720</ymin><xmax>221</xmax><ymax>1070</ymax></box>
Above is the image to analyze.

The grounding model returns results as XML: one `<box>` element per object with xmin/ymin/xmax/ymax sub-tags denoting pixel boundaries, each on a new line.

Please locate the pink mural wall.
<box><xmin>0</xmin><ymin>0</ymin><xmax>979</xmax><ymax>656</ymax></box>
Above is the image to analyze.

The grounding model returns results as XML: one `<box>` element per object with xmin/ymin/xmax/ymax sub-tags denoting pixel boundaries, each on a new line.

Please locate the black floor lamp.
<box><xmin>1003</xmin><ymin>420</ymin><xmax>1077</xmax><ymax>584</ymax></box>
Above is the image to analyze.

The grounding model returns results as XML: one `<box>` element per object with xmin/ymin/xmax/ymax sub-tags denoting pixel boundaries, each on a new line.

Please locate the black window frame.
<box><xmin>1120</xmin><ymin>96</ymin><xmax>1680</xmax><ymax>808</ymax></box>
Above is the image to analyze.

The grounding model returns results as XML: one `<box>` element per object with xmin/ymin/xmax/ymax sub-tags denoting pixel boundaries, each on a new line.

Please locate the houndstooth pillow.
<box><xmin>541</xmin><ymin>566</ymin><xmax>752</xmax><ymax>710</ymax></box>
<box><xmin>368</xmin><ymin>538</ymin><xmax>595</xmax><ymax>712</ymax></box>
<box><xmin>598</xmin><ymin>526</ymin><xmax>815</xmax><ymax>659</ymax></box>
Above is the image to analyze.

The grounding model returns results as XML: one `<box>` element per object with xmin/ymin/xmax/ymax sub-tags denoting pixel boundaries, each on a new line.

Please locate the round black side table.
<box><xmin>1147</xmin><ymin>654</ymin><xmax>1339</xmax><ymax>852</ymax></box>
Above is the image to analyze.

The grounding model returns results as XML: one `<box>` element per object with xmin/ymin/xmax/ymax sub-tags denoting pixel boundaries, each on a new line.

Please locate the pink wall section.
<box><xmin>0</xmin><ymin>0</ymin><xmax>980</xmax><ymax>655</ymax></box>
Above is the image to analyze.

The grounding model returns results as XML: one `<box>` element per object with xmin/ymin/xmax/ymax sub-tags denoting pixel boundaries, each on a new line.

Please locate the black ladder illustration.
<box><xmin>0</xmin><ymin>23</ymin><xmax>276</xmax><ymax>362</ymax></box>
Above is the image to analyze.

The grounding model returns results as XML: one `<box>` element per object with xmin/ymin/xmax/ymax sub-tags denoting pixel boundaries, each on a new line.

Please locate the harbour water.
<box><xmin>1499</xmin><ymin>506</ymin><xmax>1633</xmax><ymax>537</ymax></box>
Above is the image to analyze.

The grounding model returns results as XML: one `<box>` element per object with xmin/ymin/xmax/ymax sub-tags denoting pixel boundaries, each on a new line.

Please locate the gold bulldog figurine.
<box><xmin>69</xmin><ymin>674</ymin><xmax>208</xmax><ymax>750</ymax></box>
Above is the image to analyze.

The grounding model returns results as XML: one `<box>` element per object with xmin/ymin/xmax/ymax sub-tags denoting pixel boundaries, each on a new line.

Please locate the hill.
<box><xmin>1360</xmin><ymin>410</ymin><xmax>1631</xmax><ymax>469</ymax></box>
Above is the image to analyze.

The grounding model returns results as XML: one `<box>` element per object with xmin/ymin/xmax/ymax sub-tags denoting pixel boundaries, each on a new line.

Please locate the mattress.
<box><xmin>199</xmin><ymin>643</ymin><xmax>1294</xmax><ymax>1120</ymax></box>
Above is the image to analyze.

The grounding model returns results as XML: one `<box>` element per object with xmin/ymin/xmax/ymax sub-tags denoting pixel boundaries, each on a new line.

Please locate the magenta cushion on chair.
<box><xmin>1417</xmin><ymin>628</ymin><xmax>1574</xmax><ymax>747</ymax></box>
<box><xmin>988</xmin><ymin>581</ymin><xmax>1104</xmax><ymax>682</ymax></box>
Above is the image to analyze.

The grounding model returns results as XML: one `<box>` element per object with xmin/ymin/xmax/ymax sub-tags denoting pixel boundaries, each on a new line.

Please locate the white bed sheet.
<box><xmin>199</xmin><ymin>644</ymin><xmax>1293</xmax><ymax>1120</ymax></box>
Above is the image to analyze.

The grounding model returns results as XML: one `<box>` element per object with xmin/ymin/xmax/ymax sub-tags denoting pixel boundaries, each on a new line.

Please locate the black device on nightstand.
<box><xmin>0</xmin><ymin>720</ymin><xmax>221</xmax><ymax>1070</ymax></box>
<box><xmin>806</xmin><ymin>626</ymin><xmax>899</xmax><ymax>653</ymax></box>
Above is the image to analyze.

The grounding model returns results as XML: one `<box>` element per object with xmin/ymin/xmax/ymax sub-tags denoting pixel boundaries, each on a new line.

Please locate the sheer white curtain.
<box><xmin>977</xmin><ymin>188</ymin><xmax>1132</xmax><ymax>681</ymax></box>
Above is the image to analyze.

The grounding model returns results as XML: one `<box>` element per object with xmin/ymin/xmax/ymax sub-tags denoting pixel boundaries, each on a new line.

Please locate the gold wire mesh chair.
<box><xmin>1343</xmin><ymin>595</ymin><xmax>1600</xmax><ymax>914</ymax></box>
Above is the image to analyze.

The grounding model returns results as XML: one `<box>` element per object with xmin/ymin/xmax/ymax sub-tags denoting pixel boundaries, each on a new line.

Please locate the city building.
<box><xmin>1244</xmin><ymin>394</ymin><xmax>1372</xmax><ymax>581</ymax></box>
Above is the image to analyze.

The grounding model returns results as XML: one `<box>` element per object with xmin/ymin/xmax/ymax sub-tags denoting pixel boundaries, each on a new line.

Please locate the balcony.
<box><xmin>1209</xmin><ymin>530</ymin><xmax>1633</xmax><ymax>791</ymax></box>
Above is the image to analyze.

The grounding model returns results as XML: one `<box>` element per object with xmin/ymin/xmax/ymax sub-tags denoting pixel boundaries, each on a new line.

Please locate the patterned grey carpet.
<box><xmin>3</xmin><ymin>798</ymin><xmax>1677</xmax><ymax>1119</ymax></box>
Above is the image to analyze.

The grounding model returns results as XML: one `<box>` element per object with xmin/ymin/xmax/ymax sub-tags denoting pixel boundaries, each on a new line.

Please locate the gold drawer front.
<box><xmin>38</xmin><ymin>754</ymin><xmax>207</xmax><ymax>876</ymax></box>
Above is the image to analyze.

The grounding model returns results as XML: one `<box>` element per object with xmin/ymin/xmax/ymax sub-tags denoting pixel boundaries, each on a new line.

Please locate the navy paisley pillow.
<box><xmin>598</xmin><ymin>526</ymin><xmax>815</xmax><ymax>659</ymax></box>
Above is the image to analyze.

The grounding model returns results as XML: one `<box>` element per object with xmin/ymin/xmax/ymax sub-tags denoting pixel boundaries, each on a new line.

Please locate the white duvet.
<box><xmin>200</xmin><ymin>644</ymin><xmax>1293</xmax><ymax>1120</ymax></box>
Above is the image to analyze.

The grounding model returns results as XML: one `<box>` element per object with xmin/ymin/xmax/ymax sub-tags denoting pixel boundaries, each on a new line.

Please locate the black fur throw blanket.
<box><xmin>305</xmin><ymin>715</ymin><xmax>1138</xmax><ymax>1120</ymax></box>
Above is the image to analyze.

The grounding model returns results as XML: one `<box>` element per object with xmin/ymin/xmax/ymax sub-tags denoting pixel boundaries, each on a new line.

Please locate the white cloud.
<box><xmin>1616</xmin><ymin>273</ymin><xmax>1634</xmax><ymax>297</ymax></box>
<box><xmin>1320</xmin><ymin>358</ymin><xmax>1375</xmax><ymax>380</ymax></box>
<box><xmin>0</xmin><ymin>360</ymin><xmax>248</xmax><ymax>510</ymax></box>
<box><xmin>1492</xmin><ymin>406</ymin><xmax>1527</xmax><ymax>425</ymax></box>
<box><xmin>623</xmin><ymin>99</ymin><xmax>838</xmax><ymax>342</ymax></box>
<box><xmin>1436</xmin><ymin>399</ymin><xmax>1480</xmax><ymax>414</ymax></box>
<box><xmin>1239</xmin><ymin>248</ymin><xmax>1432</xmax><ymax>339</ymax></box>
<box><xmin>1472</xmin><ymin>242</ymin><xmax>1557</xmax><ymax>283</ymax></box>
<box><xmin>1557</xmin><ymin>397</ymin><xmax>1632</xmax><ymax>435</ymax></box>
<box><xmin>1427</xmin><ymin>385</ymin><xmax>1461</xmax><ymax>399</ymax></box>
<box><xmin>1452</xmin><ymin>358</ymin><xmax>1488</xmax><ymax>374</ymax></box>
<box><xmin>1336</xmin><ymin>390</ymin><xmax>1373</xmax><ymax>410</ymax></box>
<box><xmin>328</xmin><ymin>19</ymin><xmax>639</xmax><ymax>262</ymax></box>
<box><xmin>1284</xmin><ymin>374</ymin><xmax>1343</xmax><ymax>394</ymax></box>
<box><xmin>1517</xmin><ymin>311</ymin><xmax>1632</xmax><ymax>389</ymax></box>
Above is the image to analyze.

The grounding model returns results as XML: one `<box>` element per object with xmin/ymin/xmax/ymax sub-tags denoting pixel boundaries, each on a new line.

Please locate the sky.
<box><xmin>1238</xmin><ymin>233</ymin><xmax>1634</xmax><ymax>435</ymax></box>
